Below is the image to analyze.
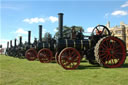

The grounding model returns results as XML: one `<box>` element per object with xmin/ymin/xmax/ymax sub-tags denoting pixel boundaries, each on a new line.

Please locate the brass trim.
<box><xmin>74</xmin><ymin>41</ymin><xmax>76</xmax><ymax>48</ymax></box>
<box><xmin>65</xmin><ymin>39</ymin><xmax>68</xmax><ymax>47</ymax></box>
<box><xmin>43</xmin><ymin>43</ymin><xmax>45</xmax><ymax>48</ymax></box>
<box><xmin>81</xmin><ymin>40</ymin><xmax>83</xmax><ymax>49</ymax></box>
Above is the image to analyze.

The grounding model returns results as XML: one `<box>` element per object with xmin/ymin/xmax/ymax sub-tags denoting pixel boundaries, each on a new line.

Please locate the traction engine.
<box><xmin>56</xmin><ymin>13</ymin><xmax>126</xmax><ymax>70</ymax></box>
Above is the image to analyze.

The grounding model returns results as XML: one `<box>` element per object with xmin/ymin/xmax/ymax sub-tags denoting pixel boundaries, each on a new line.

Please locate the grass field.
<box><xmin>0</xmin><ymin>55</ymin><xmax>128</xmax><ymax>85</ymax></box>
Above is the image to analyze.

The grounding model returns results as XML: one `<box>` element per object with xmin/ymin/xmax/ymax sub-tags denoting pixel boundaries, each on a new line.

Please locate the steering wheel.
<box><xmin>89</xmin><ymin>25</ymin><xmax>111</xmax><ymax>47</ymax></box>
<box><xmin>91</xmin><ymin>25</ymin><xmax>111</xmax><ymax>36</ymax></box>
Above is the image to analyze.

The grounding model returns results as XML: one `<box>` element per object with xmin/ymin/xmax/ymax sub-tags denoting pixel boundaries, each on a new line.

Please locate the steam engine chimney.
<box><xmin>7</xmin><ymin>42</ymin><xmax>9</xmax><ymax>48</ymax></box>
<box><xmin>19</xmin><ymin>36</ymin><xmax>22</xmax><ymax>45</ymax></box>
<box><xmin>39</xmin><ymin>25</ymin><xmax>42</xmax><ymax>42</ymax></box>
<box><xmin>14</xmin><ymin>39</ymin><xmax>17</xmax><ymax>47</ymax></box>
<box><xmin>58</xmin><ymin>13</ymin><xmax>64</xmax><ymax>38</ymax></box>
<box><xmin>28</xmin><ymin>31</ymin><xmax>31</xmax><ymax>45</ymax></box>
<box><xmin>34</xmin><ymin>38</ymin><xmax>37</xmax><ymax>42</ymax></box>
<box><xmin>10</xmin><ymin>40</ymin><xmax>12</xmax><ymax>47</ymax></box>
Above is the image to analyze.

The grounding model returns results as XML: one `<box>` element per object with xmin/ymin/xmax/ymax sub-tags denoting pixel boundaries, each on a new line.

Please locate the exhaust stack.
<box><xmin>58</xmin><ymin>13</ymin><xmax>64</xmax><ymax>38</ymax></box>
<box><xmin>19</xmin><ymin>36</ymin><xmax>22</xmax><ymax>45</ymax></box>
<box><xmin>34</xmin><ymin>38</ymin><xmax>37</xmax><ymax>42</ymax></box>
<box><xmin>10</xmin><ymin>40</ymin><xmax>12</xmax><ymax>47</ymax></box>
<box><xmin>39</xmin><ymin>25</ymin><xmax>42</xmax><ymax>42</ymax></box>
<box><xmin>7</xmin><ymin>42</ymin><xmax>9</xmax><ymax>48</ymax></box>
<box><xmin>14</xmin><ymin>39</ymin><xmax>17</xmax><ymax>47</ymax></box>
<box><xmin>28</xmin><ymin>31</ymin><xmax>31</xmax><ymax>45</ymax></box>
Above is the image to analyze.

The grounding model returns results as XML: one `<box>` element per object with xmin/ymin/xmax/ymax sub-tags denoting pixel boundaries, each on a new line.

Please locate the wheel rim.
<box><xmin>25</xmin><ymin>48</ymin><xmax>37</xmax><ymax>61</ymax></box>
<box><xmin>58</xmin><ymin>47</ymin><xmax>81</xmax><ymax>70</ymax></box>
<box><xmin>37</xmin><ymin>48</ymin><xmax>53</xmax><ymax>63</ymax></box>
<box><xmin>98</xmin><ymin>36</ymin><xmax>126</xmax><ymax>68</ymax></box>
<box><xmin>55</xmin><ymin>52</ymin><xmax>60</xmax><ymax>64</ymax></box>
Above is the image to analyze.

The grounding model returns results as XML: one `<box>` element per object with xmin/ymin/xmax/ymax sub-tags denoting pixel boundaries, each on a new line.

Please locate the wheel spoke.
<box><xmin>99</xmin><ymin>52</ymin><xmax>106</xmax><ymax>57</ymax></box>
<box><xmin>106</xmin><ymin>40</ymin><xmax>110</xmax><ymax>48</ymax></box>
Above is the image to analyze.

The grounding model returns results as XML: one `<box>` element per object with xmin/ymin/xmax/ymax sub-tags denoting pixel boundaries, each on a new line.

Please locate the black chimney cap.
<box><xmin>58</xmin><ymin>13</ymin><xmax>64</xmax><ymax>15</ymax></box>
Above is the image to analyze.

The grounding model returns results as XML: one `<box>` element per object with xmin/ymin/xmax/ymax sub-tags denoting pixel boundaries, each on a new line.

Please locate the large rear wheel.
<box><xmin>95</xmin><ymin>36</ymin><xmax>126</xmax><ymax>68</ymax></box>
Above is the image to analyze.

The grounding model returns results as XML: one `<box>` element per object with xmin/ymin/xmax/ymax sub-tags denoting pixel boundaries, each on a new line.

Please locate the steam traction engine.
<box><xmin>8</xmin><ymin>40</ymin><xmax>13</xmax><ymax>56</ymax></box>
<box><xmin>25</xmin><ymin>31</ymin><xmax>37</xmax><ymax>61</ymax></box>
<box><xmin>5</xmin><ymin>42</ymin><xmax>9</xmax><ymax>56</ymax></box>
<box><xmin>36</xmin><ymin>25</ymin><xmax>56</xmax><ymax>63</ymax></box>
<box><xmin>16</xmin><ymin>36</ymin><xmax>27</xmax><ymax>58</ymax></box>
<box><xmin>25</xmin><ymin>25</ymin><xmax>56</xmax><ymax>63</ymax></box>
<box><xmin>56</xmin><ymin>13</ymin><xmax>126</xmax><ymax>70</ymax></box>
<box><xmin>11</xmin><ymin>38</ymin><xmax>18</xmax><ymax>57</ymax></box>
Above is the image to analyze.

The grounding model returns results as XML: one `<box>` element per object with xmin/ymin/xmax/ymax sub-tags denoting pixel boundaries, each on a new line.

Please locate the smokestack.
<box><xmin>58</xmin><ymin>13</ymin><xmax>63</xmax><ymax>38</ymax></box>
<box><xmin>7</xmin><ymin>42</ymin><xmax>9</xmax><ymax>48</ymax></box>
<box><xmin>10</xmin><ymin>40</ymin><xmax>12</xmax><ymax>47</ymax></box>
<box><xmin>19</xmin><ymin>36</ymin><xmax>22</xmax><ymax>45</ymax></box>
<box><xmin>34</xmin><ymin>38</ymin><xmax>37</xmax><ymax>42</ymax></box>
<box><xmin>39</xmin><ymin>25</ymin><xmax>42</xmax><ymax>41</ymax></box>
<box><xmin>14</xmin><ymin>39</ymin><xmax>17</xmax><ymax>47</ymax></box>
<box><xmin>28</xmin><ymin>31</ymin><xmax>31</xmax><ymax>45</ymax></box>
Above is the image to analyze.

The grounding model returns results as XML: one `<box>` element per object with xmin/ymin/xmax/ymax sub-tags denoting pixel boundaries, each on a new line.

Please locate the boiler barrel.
<box><xmin>37</xmin><ymin>42</ymin><xmax>55</xmax><ymax>51</ymax></box>
<box><xmin>57</xmin><ymin>39</ymin><xmax>89</xmax><ymax>51</ymax></box>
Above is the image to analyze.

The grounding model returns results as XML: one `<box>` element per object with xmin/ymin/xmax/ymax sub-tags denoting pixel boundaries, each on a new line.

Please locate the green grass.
<box><xmin>0</xmin><ymin>55</ymin><xmax>128</xmax><ymax>85</ymax></box>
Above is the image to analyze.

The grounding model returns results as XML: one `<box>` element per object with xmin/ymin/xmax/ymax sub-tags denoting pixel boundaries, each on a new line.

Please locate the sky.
<box><xmin>0</xmin><ymin>0</ymin><xmax>128</xmax><ymax>48</ymax></box>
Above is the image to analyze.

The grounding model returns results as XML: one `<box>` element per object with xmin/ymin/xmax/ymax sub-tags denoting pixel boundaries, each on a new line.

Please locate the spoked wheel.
<box><xmin>25</xmin><ymin>48</ymin><xmax>37</xmax><ymax>61</ymax></box>
<box><xmin>37</xmin><ymin>48</ymin><xmax>53</xmax><ymax>63</ymax></box>
<box><xmin>58</xmin><ymin>47</ymin><xmax>81</xmax><ymax>70</ymax></box>
<box><xmin>95</xmin><ymin>36</ymin><xmax>126</xmax><ymax>68</ymax></box>
<box><xmin>91</xmin><ymin>25</ymin><xmax>111</xmax><ymax>36</ymax></box>
<box><xmin>55</xmin><ymin>52</ymin><xmax>60</xmax><ymax>64</ymax></box>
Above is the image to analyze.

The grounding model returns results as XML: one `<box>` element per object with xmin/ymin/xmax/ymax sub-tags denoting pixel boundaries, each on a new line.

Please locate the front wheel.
<box><xmin>58</xmin><ymin>47</ymin><xmax>81</xmax><ymax>70</ymax></box>
<box><xmin>25</xmin><ymin>48</ymin><xmax>37</xmax><ymax>61</ymax></box>
<box><xmin>37</xmin><ymin>48</ymin><xmax>53</xmax><ymax>63</ymax></box>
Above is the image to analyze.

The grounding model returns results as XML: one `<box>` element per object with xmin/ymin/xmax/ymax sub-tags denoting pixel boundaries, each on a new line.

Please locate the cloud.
<box><xmin>23</xmin><ymin>16</ymin><xmax>58</xmax><ymax>24</ymax></box>
<box><xmin>54</xmin><ymin>28</ymin><xmax>58</xmax><ymax>32</ymax></box>
<box><xmin>15</xmin><ymin>28</ymin><xmax>28</xmax><ymax>35</ymax></box>
<box><xmin>86</xmin><ymin>27</ymin><xmax>94</xmax><ymax>32</ymax></box>
<box><xmin>111</xmin><ymin>10</ymin><xmax>128</xmax><ymax>16</ymax></box>
<box><xmin>23</xmin><ymin>17</ymin><xmax>45</xmax><ymax>24</ymax></box>
<box><xmin>121</xmin><ymin>1</ymin><xmax>128</xmax><ymax>8</ymax></box>
<box><xmin>14</xmin><ymin>28</ymin><xmax>28</xmax><ymax>43</ymax></box>
<box><xmin>49</xmin><ymin>16</ymin><xmax>58</xmax><ymax>23</ymax></box>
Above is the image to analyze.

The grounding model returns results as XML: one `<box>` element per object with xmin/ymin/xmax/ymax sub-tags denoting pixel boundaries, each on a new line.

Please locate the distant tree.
<box><xmin>71</xmin><ymin>26</ymin><xmax>84</xmax><ymax>32</ymax></box>
<box><xmin>54</xmin><ymin>25</ymin><xmax>84</xmax><ymax>39</ymax></box>
<box><xmin>44</xmin><ymin>32</ymin><xmax>52</xmax><ymax>42</ymax></box>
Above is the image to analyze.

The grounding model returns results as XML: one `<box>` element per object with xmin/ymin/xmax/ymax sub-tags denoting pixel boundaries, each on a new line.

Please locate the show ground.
<box><xmin>0</xmin><ymin>55</ymin><xmax>128</xmax><ymax>85</ymax></box>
